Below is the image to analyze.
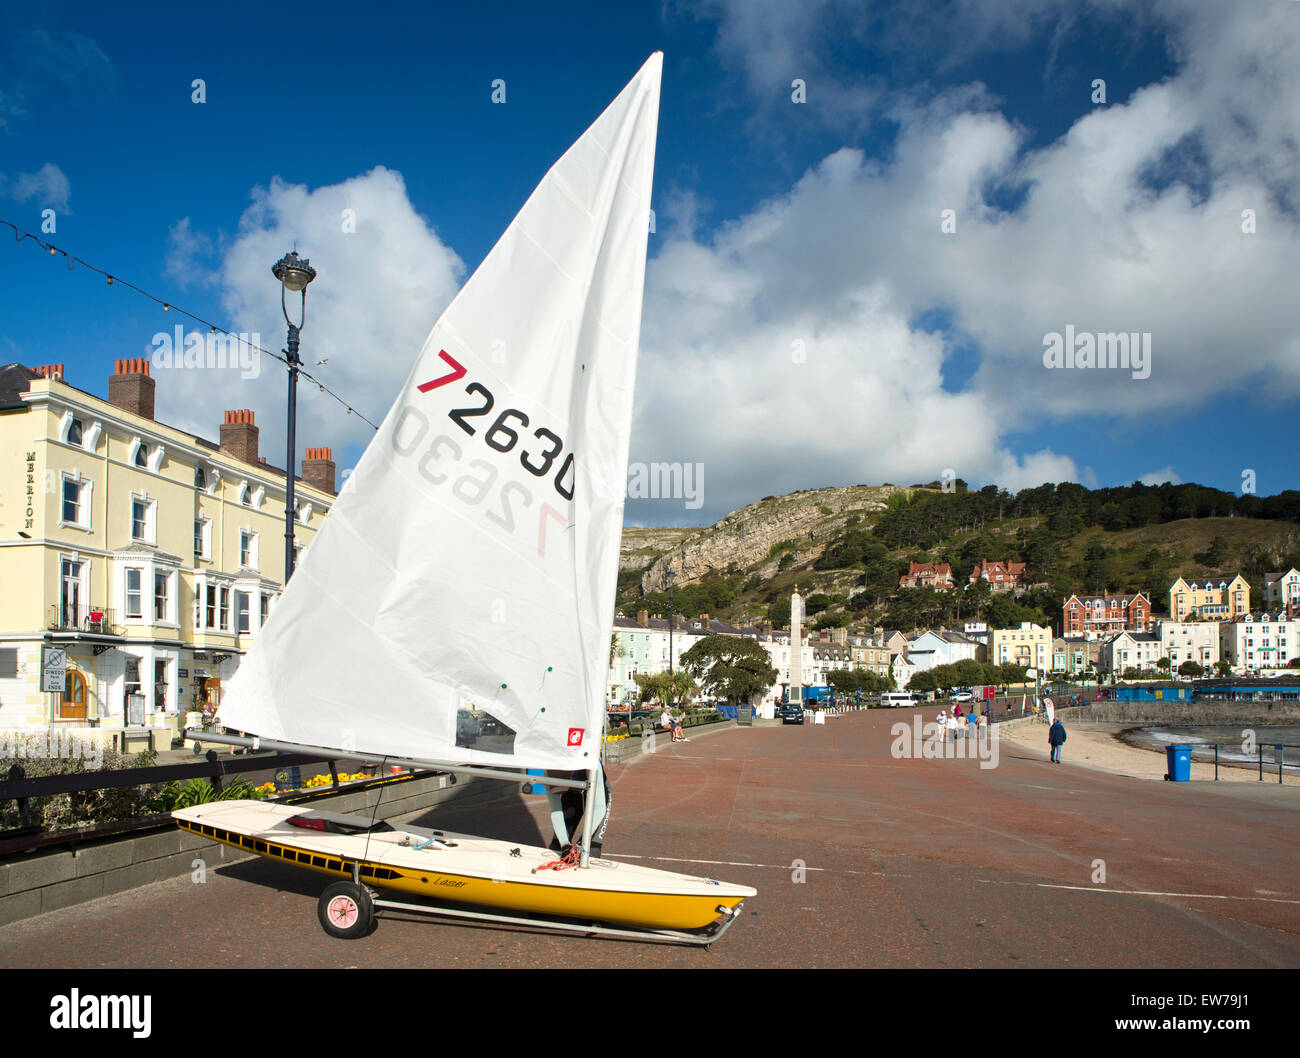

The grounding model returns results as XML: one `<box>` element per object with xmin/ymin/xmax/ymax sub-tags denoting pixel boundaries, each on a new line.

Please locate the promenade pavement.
<box><xmin>1</xmin><ymin>710</ymin><xmax>1297</xmax><ymax>969</ymax></box>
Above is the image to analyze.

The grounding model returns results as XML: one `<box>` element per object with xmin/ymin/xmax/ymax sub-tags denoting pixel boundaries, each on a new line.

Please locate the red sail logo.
<box><xmin>567</xmin><ymin>728</ymin><xmax>584</xmax><ymax>746</ymax></box>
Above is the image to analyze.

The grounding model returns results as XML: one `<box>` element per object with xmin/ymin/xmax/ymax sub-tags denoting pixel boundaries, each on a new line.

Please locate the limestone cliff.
<box><xmin>634</xmin><ymin>485</ymin><xmax>916</xmax><ymax>592</ymax></box>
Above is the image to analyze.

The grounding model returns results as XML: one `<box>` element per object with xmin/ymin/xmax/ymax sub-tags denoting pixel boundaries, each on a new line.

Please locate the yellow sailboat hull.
<box><xmin>174</xmin><ymin>801</ymin><xmax>754</xmax><ymax>932</ymax></box>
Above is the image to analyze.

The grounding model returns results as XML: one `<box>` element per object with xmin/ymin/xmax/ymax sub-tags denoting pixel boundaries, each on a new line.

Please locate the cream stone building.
<box><xmin>989</xmin><ymin>622</ymin><xmax>1051</xmax><ymax>672</ymax></box>
<box><xmin>1156</xmin><ymin>620</ymin><xmax>1220</xmax><ymax>670</ymax></box>
<box><xmin>0</xmin><ymin>360</ymin><xmax>338</xmax><ymax>749</ymax></box>
<box><xmin>1167</xmin><ymin>576</ymin><xmax>1250</xmax><ymax>622</ymax></box>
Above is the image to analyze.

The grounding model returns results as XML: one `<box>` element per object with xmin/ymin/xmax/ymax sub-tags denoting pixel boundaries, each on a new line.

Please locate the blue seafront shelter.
<box><xmin>1107</xmin><ymin>677</ymin><xmax>1300</xmax><ymax>703</ymax></box>
<box><xmin>1191</xmin><ymin>677</ymin><xmax>1300</xmax><ymax>702</ymax></box>
<box><xmin>1110</xmin><ymin>682</ymin><xmax>1195</xmax><ymax>703</ymax></box>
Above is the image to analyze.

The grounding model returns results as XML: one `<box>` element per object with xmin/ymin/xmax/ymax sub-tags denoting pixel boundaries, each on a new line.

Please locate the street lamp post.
<box><xmin>271</xmin><ymin>251</ymin><xmax>317</xmax><ymax>583</ymax></box>
<box><xmin>667</xmin><ymin>571</ymin><xmax>676</xmax><ymax>717</ymax></box>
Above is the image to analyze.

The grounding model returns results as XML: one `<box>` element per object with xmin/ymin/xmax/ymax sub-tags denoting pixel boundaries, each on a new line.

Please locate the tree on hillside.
<box><xmin>680</xmin><ymin>635</ymin><xmax>779</xmax><ymax>705</ymax></box>
<box><xmin>960</xmin><ymin>578</ymin><xmax>992</xmax><ymax>620</ymax></box>
<box><xmin>1083</xmin><ymin>543</ymin><xmax>1111</xmax><ymax>593</ymax></box>
<box><xmin>1195</xmin><ymin>535</ymin><xmax>1230</xmax><ymax>569</ymax></box>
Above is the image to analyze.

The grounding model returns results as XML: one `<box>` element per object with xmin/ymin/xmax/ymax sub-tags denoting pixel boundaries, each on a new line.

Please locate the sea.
<box><xmin>1122</xmin><ymin>724</ymin><xmax>1300</xmax><ymax>773</ymax></box>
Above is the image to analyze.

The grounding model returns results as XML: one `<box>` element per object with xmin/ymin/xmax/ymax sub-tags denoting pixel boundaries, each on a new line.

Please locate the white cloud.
<box><xmin>0</xmin><ymin>26</ymin><xmax>117</xmax><ymax>130</ymax></box>
<box><xmin>151</xmin><ymin>167</ymin><xmax>465</xmax><ymax>465</ymax></box>
<box><xmin>164</xmin><ymin>217</ymin><xmax>218</xmax><ymax>287</ymax></box>
<box><xmin>1</xmin><ymin>162</ymin><xmax>70</xmax><ymax>211</ymax></box>
<box><xmin>150</xmin><ymin>0</ymin><xmax>1300</xmax><ymax>526</ymax></box>
<box><xmin>627</xmin><ymin>0</ymin><xmax>1300</xmax><ymax>520</ymax></box>
<box><xmin>1138</xmin><ymin>466</ymin><xmax>1180</xmax><ymax>486</ymax></box>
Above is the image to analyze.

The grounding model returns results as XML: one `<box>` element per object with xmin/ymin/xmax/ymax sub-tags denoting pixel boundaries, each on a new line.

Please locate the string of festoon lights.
<box><xmin>1</xmin><ymin>217</ymin><xmax>380</xmax><ymax>430</ymax></box>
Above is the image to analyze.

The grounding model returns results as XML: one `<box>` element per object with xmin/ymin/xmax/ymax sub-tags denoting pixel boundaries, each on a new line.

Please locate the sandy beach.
<box><xmin>999</xmin><ymin>717</ymin><xmax>1300</xmax><ymax>786</ymax></box>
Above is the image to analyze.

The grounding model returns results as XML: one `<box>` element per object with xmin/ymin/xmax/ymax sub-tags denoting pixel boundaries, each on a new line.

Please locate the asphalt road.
<box><xmin>3</xmin><ymin>711</ymin><xmax>1298</xmax><ymax>971</ymax></box>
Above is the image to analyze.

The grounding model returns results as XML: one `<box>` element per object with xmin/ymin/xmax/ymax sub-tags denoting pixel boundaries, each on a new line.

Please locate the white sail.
<box><xmin>217</xmin><ymin>53</ymin><xmax>662</xmax><ymax>772</ymax></box>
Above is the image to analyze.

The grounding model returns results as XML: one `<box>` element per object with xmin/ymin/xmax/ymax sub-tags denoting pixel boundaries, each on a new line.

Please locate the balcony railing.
<box><xmin>47</xmin><ymin>605</ymin><xmax>119</xmax><ymax>635</ymax></box>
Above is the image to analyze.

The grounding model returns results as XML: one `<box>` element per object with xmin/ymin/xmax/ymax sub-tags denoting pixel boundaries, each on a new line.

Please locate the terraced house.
<box><xmin>1219</xmin><ymin>612</ymin><xmax>1298</xmax><ymax>672</ymax></box>
<box><xmin>1167</xmin><ymin>575</ymin><xmax>1250</xmax><ymax>622</ymax></box>
<box><xmin>1263</xmin><ymin>569</ymin><xmax>1300</xmax><ymax>615</ymax></box>
<box><xmin>1062</xmin><ymin>591</ymin><xmax>1153</xmax><ymax>639</ymax></box>
<box><xmin>0</xmin><ymin>360</ymin><xmax>337</xmax><ymax>749</ymax></box>
<box><xmin>989</xmin><ymin>622</ymin><xmax>1051</xmax><ymax>671</ymax></box>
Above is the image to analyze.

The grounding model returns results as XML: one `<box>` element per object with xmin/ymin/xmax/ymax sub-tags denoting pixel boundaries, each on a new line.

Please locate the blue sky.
<box><xmin>2</xmin><ymin>0</ymin><xmax>1297</xmax><ymax>525</ymax></box>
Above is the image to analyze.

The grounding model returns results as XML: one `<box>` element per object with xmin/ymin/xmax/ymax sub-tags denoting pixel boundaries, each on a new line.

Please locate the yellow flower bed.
<box><xmin>264</xmin><ymin>771</ymin><xmax>377</xmax><ymax>796</ymax></box>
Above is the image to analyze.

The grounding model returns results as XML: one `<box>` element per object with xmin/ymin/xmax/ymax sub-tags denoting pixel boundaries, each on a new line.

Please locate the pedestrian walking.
<box><xmin>1048</xmin><ymin>717</ymin><xmax>1067</xmax><ymax>763</ymax></box>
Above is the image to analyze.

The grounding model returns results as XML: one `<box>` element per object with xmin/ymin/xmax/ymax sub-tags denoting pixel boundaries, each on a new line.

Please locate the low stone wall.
<box><xmin>992</xmin><ymin>700</ymin><xmax>1300</xmax><ymax>740</ymax></box>
<box><xmin>1052</xmin><ymin>701</ymin><xmax>1300</xmax><ymax>726</ymax></box>
<box><xmin>0</xmin><ymin>770</ymin><xmax>509</xmax><ymax>927</ymax></box>
<box><xmin>602</xmin><ymin>716</ymin><xmax>734</xmax><ymax>764</ymax></box>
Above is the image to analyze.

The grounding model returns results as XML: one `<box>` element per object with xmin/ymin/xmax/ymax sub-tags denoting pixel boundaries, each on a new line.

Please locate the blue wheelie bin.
<box><xmin>1165</xmin><ymin>744</ymin><xmax>1192</xmax><ymax>781</ymax></box>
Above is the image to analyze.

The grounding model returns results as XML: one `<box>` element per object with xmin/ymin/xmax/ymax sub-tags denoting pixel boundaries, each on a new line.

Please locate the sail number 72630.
<box><xmin>389</xmin><ymin>350</ymin><xmax>572</xmax><ymax>558</ymax></box>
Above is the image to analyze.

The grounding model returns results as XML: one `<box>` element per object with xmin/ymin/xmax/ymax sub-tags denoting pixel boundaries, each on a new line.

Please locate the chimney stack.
<box><xmin>762</xmin><ymin>620</ymin><xmax>773</xmax><ymax>637</ymax></box>
<box><xmin>220</xmin><ymin>409</ymin><xmax>259</xmax><ymax>466</ymax></box>
<box><xmin>699</xmin><ymin>613</ymin><xmax>710</xmax><ymax>624</ymax></box>
<box><xmin>35</xmin><ymin>363</ymin><xmax>65</xmax><ymax>382</ymax></box>
<box><xmin>302</xmin><ymin>447</ymin><xmax>337</xmax><ymax>495</ymax></box>
<box><xmin>636</xmin><ymin>610</ymin><xmax>649</xmax><ymax>627</ymax></box>
<box><xmin>109</xmin><ymin>358</ymin><xmax>155</xmax><ymax>420</ymax></box>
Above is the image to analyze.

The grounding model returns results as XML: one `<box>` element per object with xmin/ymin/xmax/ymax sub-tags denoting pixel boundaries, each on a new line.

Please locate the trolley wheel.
<box><xmin>318</xmin><ymin>881</ymin><xmax>374</xmax><ymax>939</ymax></box>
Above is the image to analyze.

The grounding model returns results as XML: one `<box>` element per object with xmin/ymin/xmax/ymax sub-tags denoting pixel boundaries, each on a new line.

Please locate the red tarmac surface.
<box><xmin>2</xmin><ymin>711</ymin><xmax>1298</xmax><ymax>969</ymax></box>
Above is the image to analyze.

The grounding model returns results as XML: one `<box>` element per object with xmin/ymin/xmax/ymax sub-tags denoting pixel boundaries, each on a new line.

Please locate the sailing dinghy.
<box><xmin>174</xmin><ymin>53</ymin><xmax>755</xmax><ymax>945</ymax></box>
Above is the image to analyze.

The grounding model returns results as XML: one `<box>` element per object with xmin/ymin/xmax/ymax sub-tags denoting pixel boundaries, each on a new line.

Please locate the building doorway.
<box><xmin>198</xmin><ymin>676</ymin><xmax>221</xmax><ymax>718</ymax></box>
<box><xmin>60</xmin><ymin>669</ymin><xmax>87</xmax><ymax>720</ymax></box>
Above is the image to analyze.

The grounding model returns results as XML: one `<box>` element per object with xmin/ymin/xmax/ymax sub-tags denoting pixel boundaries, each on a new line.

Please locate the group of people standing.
<box><xmin>934</xmin><ymin>699</ymin><xmax>1067</xmax><ymax>764</ymax></box>
<box><xmin>935</xmin><ymin>703</ymin><xmax>989</xmax><ymax>740</ymax></box>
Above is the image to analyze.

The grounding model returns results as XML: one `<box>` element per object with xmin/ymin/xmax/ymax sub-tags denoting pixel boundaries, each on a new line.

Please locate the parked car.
<box><xmin>456</xmin><ymin>709</ymin><xmax>479</xmax><ymax>744</ymax></box>
<box><xmin>949</xmin><ymin>690</ymin><xmax>973</xmax><ymax>703</ymax></box>
<box><xmin>779</xmin><ymin>704</ymin><xmax>805</xmax><ymax>725</ymax></box>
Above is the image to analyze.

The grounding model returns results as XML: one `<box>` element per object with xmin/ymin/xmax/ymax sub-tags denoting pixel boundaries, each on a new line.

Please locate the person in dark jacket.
<box><xmin>1048</xmin><ymin>718</ymin><xmax>1067</xmax><ymax>763</ymax></box>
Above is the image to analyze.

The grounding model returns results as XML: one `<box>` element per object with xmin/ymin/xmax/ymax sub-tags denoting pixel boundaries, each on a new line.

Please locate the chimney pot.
<box><xmin>220</xmin><ymin>408</ymin><xmax>259</xmax><ymax>465</ymax></box>
<box><xmin>108</xmin><ymin>357</ymin><xmax>155</xmax><ymax>420</ymax></box>
<box><xmin>302</xmin><ymin>446</ymin><xmax>337</xmax><ymax>496</ymax></box>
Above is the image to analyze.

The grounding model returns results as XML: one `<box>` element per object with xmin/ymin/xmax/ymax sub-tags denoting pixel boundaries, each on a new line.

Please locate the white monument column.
<box><xmin>790</xmin><ymin>586</ymin><xmax>803</xmax><ymax>705</ymax></box>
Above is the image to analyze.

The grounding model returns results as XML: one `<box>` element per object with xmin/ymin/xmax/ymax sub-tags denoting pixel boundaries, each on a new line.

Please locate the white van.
<box><xmin>880</xmin><ymin>692</ymin><xmax>918</xmax><ymax>708</ymax></box>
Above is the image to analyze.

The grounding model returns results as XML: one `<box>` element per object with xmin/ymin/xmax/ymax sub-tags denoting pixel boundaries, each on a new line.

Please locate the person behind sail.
<box><xmin>545</xmin><ymin>766</ymin><xmax>612</xmax><ymax>857</ymax></box>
